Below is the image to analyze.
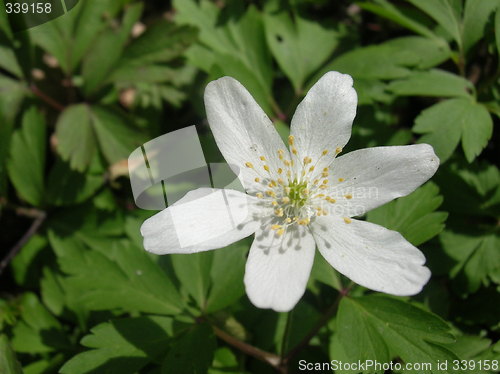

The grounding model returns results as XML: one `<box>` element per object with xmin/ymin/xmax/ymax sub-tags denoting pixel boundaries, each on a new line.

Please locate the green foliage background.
<box><xmin>0</xmin><ymin>0</ymin><xmax>499</xmax><ymax>373</ymax></box>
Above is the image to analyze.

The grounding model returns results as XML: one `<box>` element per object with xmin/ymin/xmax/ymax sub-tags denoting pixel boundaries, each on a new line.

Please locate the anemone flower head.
<box><xmin>141</xmin><ymin>71</ymin><xmax>439</xmax><ymax>312</ymax></box>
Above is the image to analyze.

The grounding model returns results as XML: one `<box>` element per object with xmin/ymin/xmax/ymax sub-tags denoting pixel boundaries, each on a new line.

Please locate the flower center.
<box><xmin>244</xmin><ymin>135</ymin><xmax>350</xmax><ymax>237</ymax></box>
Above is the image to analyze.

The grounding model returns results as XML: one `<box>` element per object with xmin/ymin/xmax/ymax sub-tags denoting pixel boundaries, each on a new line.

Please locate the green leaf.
<box><xmin>326</xmin><ymin>36</ymin><xmax>450</xmax><ymax>80</ymax></box>
<box><xmin>11</xmin><ymin>235</ymin><xmax>49</xmax><ymax>288</ymax></box>
<box><xmin>205</xmin><ymin>242</ymin><xmax>249</xmax><ymax>313</ymax></box>
<box><xmin>7</xmin><ymin>107</ymin><xmax>46</xmax><ymax>206</ymax></box>
<box><xmin>174</xmin><ymin>0</ymin><xmax>273</xmax><ymax>114</ymax></box>
<box><xmin>118</xmin><ymin>21</ymin><xmax>197</xmax><ymax>67</ymax></box>
<box><xmin>448</xmin><ymin>333</ymin><xmax>494</xmax><ymax>361</ymax></box>
<box><xmin>337</xmin><ymin>295</ymin><xmax>460</xmax><ymax>374</ymax></box>
<box><xmin>11</xmin><ymin>293</ymin><xmax>70</xmax><ymax>354</ymax></box>
<box><xmin>407</xmin><ymin>0</ymin><xmax>462</xmax><ymax>46</ymax></box>
<box><xmin>0</xmin><ymin>76</ymin><xmax>26</xmax><ymax>124</ymax></box>
<box><xmin>337</xmin><ymin>299</ymin><xmax>390</xmax><ymax>372</ymax></box>
<box><xmin>263</xmin><ymin>4</ymin><xmax>339</xmax><ymax>92</ymax></box>
<box><xmin>23</xmin><ymin>354</ymin><xmax>65</xmax><ymax>374</ymax></box>
<box><xmin>80</xmin><ymin>30</ymin><xmax>127</xmax><ymax>95</ymax></box>
<box><xmin>0</xmin><ymin>335</ymin><xmax>23</xmax><ymax>374</ymax></box>
<box><xmin>367</xmin><ymin>183</ymin><xmax>448</xmax><ymax>246</ymax></box>
<box><xmin>309</xmin><ymin>251</ymin><xmax>342</xmax><ymax>291</ymax></box>
<box><xmin>0</xmin><ymin>45</ymin><xmax>23</xmax><ymax>78</ymax></box>
<box><xmin>496</xmin><ymin>8</ymin><xmax>500</xmax><ymax>57</ymax></box>
<box><xmin>171</xmin><ymin>251</ymin><xmax>213</xmax><ymax>310</ymax></box>
<box><xmin>358</xmin><ymin>0</ymin><xmax>436</xmax><ymax>38</ymax></box>
<box><xmin>209</xmin><ymin>347</ymin><xmax>240</xmax><ymax>374</ymax></box>
<box><xmin>440</xmin><ymin>229</ymin><xmax>500</xmax><ymax>293</ymax></box>
<box><xmin>162</xmin><ymin>323</ymin><xmax>216</xmax><ymax>374</ymax></box>
<box><xmin>80</xmin><ymin>3</ymin><xmax>142</xmax><ymax>95</ymax></box>
<box><xmin>462</xmin><ymin>0</ymin><xmax>499</xmax><ymax>53</ymax></box>
<box><xmin>48</xmin><ymin>229</ymin><xmax>184</xmax><ymax>316</ymax></box>
<box><xmin>56</xmin><ymin>104</ymin><xmax>144</xmax><ymax>171</ymax></box>
<box><xmin>55</xmin><ymin>104</ymin><xmax>96</xmax><ymax>172</ymax></box>
<box><xmin>46</xmin><ymin>157</ymin><xmax>104</xmax><ymax>206</ymax></box>
<box><xmin>60</xmin><ymin>316</ymin><xmax>184</xmax><ymax>374</ymax></box>
<box><xmin>171</xmin><ymin>240</ymin><xmax>249</xmax><ymax>313</ymax></box>
<box><xmin>387</xmin><ymin>69</ymin><xmax>473</xmax><ymax>98</ymax></box>
<box><xmin>413</xmin><ymin>98</ymin><xmax>493</xmax><ymax>162</ymax></box>
<box><xmin>0</xmin><ymin>117</ymin><xmax>13</xmax><ymax>195</ymax></box>
<box><xmin>435</xmin><ymin>161</ymin><xmax>500</xmax><ymax>218</ymax></box>
<box><xmin>70</xmin><ymin>0</ymin><xmax>128</xmax><ymax>70</ymax></box>
<box><xmin>29</xmin><ymin>18</ymin><xmax>71</xmax><ymax>73</ymax></box>
<box><xmin>95</xmin><ymin>106</ymin><xmax>146</xmax><ymax>164</ymax></box>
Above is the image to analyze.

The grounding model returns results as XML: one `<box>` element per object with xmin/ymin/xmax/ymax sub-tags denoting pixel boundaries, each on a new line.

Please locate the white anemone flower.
<box><xmin>141</xmin><ymin>71</ymin><xmax>439</xmax><ymax>312</ymax></box>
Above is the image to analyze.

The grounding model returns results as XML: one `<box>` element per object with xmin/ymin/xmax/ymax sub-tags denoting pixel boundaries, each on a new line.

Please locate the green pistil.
<box><xmin>287</xmin><ymin>180</ymin><xmax>309</xmax><ymax>207</ymax></box>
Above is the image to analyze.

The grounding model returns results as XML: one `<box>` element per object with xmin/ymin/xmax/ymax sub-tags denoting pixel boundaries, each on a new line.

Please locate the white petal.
<box><xmin>204</xmin><ymin>77</ymin><xmax>289</xmax><ymax>190</ymax></box>
<box><xmin>311</xmin><ymin>216</ymin><xmax>431</xmax><ymax>296</ymax></box>
<box><xmin>290</xmin><ymin>71</ymin><xmax>357</xmax><ymax>173</ymax></box>
<box><xmin>326</xmin><ymin>144</ymin><xmax>439</xmax><ymax>217</ymax></box>
<box><xmin>141</xmin><ymin>188</ymin><xmax>260</xmax><ymax>254</ymax></box>
<box><xmin>244</xmin><ymin>225</ymin><xmax>316</xmax><ymax>312</ymax></box>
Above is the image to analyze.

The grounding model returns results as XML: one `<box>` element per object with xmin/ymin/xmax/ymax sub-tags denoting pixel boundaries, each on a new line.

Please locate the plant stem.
<box><xmin>0</xmin><ymin>209</ymin><xmax>46</xmax><ymax>276</ymax></box>
<box><xmin>211</xmin><ymin>324</ymin><xmax>281</xmax><ymax>369</ymax></box>
<box><xmin>30</xmin><ymin>84</ymin><xmax>65</xmax><ymax>112</ymax></box>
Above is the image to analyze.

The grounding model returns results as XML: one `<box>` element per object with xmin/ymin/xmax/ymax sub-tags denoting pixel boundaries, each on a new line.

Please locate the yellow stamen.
<box><xmin>272</xmin><ymin>201</ymin><xmax>278</xmax><ymax>206</ymax></box>
<box><xmin>278</xmin><ymin>168</ymin><xmax>283</xmax><ymax>174</ymax></box>
<box><xmin>245</xmin><ymin>162</ymin><xmax>254</xmax><ymax>169</ymax></box>
<box><xmin>322</xmin><ymin>179</ymin><xmax>329</xmax><ymax>184</ymax></box>
<box><xmin>309</xmin><ymin>166</ymin><xmax>315</xmax><ymax>172</ymax></box>
<box><xmin>255</xmin><ymin>177</ymin><xmax>261</xmax><ymax>183</ymax></box>
<box><xmin>303</xmin><ymin>156</ymin><xmax>312</xmax><ymax>164</ymax></box>
<box><xmin>263</xmin><ymin>165</ymin><xmax>270</xmax><ymax>172</ymax></box>
<box><xmin>292</xmin><ymin>147</ymin><xmax>298</xmax><ymax>155</ymax></box>
<box><xmin>322</xmin><ymin>149</ymin><xmax>329</xmax><ymax>156</ymax></box>
<box><xmin>271</xmin><ymin>224</ymin><xmax>282</xmax><ymax>230</ymax></box>
<box><xmin>276</xmin><ymin>228</ymin><xmax>285</xmax><ymax>236</ymax></box>
<box><xmin>260</xmin><ymin>156</ymin><xmax>266</xmax><ymax>161</ymax></box>
<box><xmin>343</xmin><ymin>217</ymin><xmax>352</xmax><ymax>224</ymax></box>
<box><xmin>266</xmin><ymin>190</ymin><xmax>276</xmax><ymax>197</ymax></box>
<box><xmin>288</xmin><ymin>135</ymin><xmax>295</xmax><ymax>145</ymax></box>
<box><xmin>344</xmin><ymin>194</ymin><xmax>352</xmax><ymax>199</ymax></box>
<box><xmin>282</xmin><ymin>197</ymin><xmax>290</xmax><ymax>204</ymax></box>
<box><xmin>256</xmin><ymin>192</ymin><xmax>263</xmax><ymax>198</ymax></box>
<box><xmin>335</xmin><ymin>147</ymin><xmax>342</xmax><ymax>154</ymax></box>
<box><xmin>338</xmin><ymin>178</ymin><xmax>345</xmax><ymax>182</ymax></box>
